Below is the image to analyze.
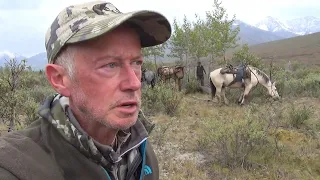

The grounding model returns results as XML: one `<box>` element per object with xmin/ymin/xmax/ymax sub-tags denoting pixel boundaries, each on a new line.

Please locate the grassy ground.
<box><xmin>0</xmin><ymin>123</ymin><xmax>8</xmax><ymax>136</ymax></box>
<box><xmin>147</xmin><ymin>91</ymin><xmax>320</xmax><ymax>180</ymax></box>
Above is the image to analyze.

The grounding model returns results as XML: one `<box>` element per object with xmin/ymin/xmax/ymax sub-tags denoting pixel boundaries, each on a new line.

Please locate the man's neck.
<box><xmin>80</xmin><ymin>120</ymin><xmax>118</xmax><ymax>146</ymax></box>
<box><xmin>70</xmin><ymin>107</ymin><xmax>118</xmax><ymax>146</ymax></box>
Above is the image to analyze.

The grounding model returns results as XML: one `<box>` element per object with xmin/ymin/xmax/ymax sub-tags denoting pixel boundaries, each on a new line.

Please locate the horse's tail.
<box><xmin>209</xmin><ymin>76</ymin><xmax>216</xmax><ymax>100</ymax></box>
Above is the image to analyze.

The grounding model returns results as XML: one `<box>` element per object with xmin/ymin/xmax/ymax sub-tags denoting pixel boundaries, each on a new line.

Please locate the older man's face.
<box><xmin>68</xmin><ymin>25</ymin><xmax>143</xmax><ymax>130</ymax></box>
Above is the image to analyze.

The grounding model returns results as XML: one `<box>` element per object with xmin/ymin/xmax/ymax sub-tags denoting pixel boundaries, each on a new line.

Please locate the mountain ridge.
<box><xmin>254</xmin><ymin>16</ymin><xmax>320</xmax><ymax>36</ymax></box>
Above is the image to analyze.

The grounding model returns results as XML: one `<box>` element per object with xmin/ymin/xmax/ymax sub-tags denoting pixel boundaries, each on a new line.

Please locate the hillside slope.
<box><xmin>248</xmin><ymin>32</ymin><xmax>320</xmax><ymax>65</ymax></box>
<box><xmin>224</xmin><ymin>32</ymin><xmax>320</xmax><ymax>66</ymax></box>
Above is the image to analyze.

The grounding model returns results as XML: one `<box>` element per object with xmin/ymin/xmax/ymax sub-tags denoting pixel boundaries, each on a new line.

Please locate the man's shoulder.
<box><xmin>0</xmin><ymin>120</ymin><xmax>64</xmax><ymax>180</ymax></box>
<box><xmin>0</xmin><ymin>131</ymin><xmax>39</xmax><ymax>163</ymax></box>
<box><xmin>0</xmin><ymin>120</ymin><xmax>42</xmax><ymax>153</ymax></box>
<box><xmin>0</xmin><ymin>120</ymin><xmax>43</xmax><ymax>165</ymax></box>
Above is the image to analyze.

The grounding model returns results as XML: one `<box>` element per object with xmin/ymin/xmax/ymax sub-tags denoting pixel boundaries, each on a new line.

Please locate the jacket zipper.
<box><xmin>101</xmin><ymin>139</ymin><xmax>148</xmax><ymax>180</ymax></box>
<box><xmin>101</xmin><ymin>167</ymin><xmax>112</xmax><ymax>180</ymax></box>
<box><xmin>139</xmin><ymin>140</ymin><xmax>148</xmax><ymax>180</ymax></box>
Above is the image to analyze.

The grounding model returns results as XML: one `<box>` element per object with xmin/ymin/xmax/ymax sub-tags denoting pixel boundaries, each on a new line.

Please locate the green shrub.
<box><xmin>141</xmin><ymin>82</ymin><xmax>183</xmax><ymax>116</ymax></box>
<box><xmin>269</xmin><ymin>67</ymin><xmax>320</xmax><ymax>98</ymax></box>
<box><xmin>28</xmin><ymin>85</ymin><xmax>55</xmax><ymax>103</ymax></box>
<box><xmin>22</xmin><ymin>97</ymin><xmax>40</xmax><ymax>126</ymax></box>
<box><xmin>184</xmin><ymin>76</ymin><xmax>202</xmax><ymax>94</ymax></box>
<box><xmin>159</xmin><ymin>84</ymin><xmax>183</xmax><ymax>116</ymax></box>
<box><xmin>282</xmin><ymin>74</ymin><xmax>320</xmax><ymax>98</ymax></box>
<box><xmin>141</xmin><ymin>85</ymin><xmax>164</xmax><ymax>115</ymax></box>
<box><xmin>200</xmin><ymin>113</ymin><xmax>273</xmax><ymax>169</ymax></box>
<box><xmin>288</xmin><ymin>105</ymin><xmax>312</xmax><ymax>129</ymax></box>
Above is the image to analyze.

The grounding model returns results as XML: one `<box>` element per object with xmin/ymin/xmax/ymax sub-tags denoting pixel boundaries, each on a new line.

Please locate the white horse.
<box><xmin>209</xmin><ymin>65</ymin><xmax>280</xmax><ymax>105</ymax></box>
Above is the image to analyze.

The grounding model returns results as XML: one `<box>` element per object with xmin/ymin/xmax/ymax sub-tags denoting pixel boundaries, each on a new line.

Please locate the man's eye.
<box><xmin>105</xmin><ymin>62</ymin><xmax>117</xmax><ymax>68</ymax></box>
<box><xmin>134</xmin><ymin>60</ymin><xmax>143</xmax><ymax>65</ymax></box>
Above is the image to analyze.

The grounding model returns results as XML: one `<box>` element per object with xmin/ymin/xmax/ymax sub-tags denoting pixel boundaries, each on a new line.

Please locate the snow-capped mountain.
<box><xmin>254</xmin><ymin>16</ymin><xmax>320</xmax><ymax>37</ymax></box>
<box><xmin>255</xmin><ymin>16</ymin><xmax>297</xmax><ymax>38</ymax></box>
<box><xmin>0</xmin><ymin>51</ymin><xmax>16</xmax><ymax>60</ymax></box>
<box><xmin>286</xmin><ymin>16</ymin><xmax>320</xmax><ymax>35</ymax></box>
<box><xmin>0</xmin><ymin>51</ymin><xmax>26</xmax><ymax>66</ymax></box>
<box><xmin>232</xmin><ymin>20</ymin><xmax>284</xmax><ymax>45</ymax></box>
<box><xmin>256</xmin><ymin>16</ymin><xmax>290</xmax><ymax>32</ymax></box>
<box><xmin>0</xmin><ymin>51</ymin><xmax>47</xmax><ymax>70</ymax></box>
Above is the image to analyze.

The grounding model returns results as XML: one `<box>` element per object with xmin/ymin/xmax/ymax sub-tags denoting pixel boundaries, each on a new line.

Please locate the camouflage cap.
<box><xmin>45</xmin><ymin>1</ymin><xmax>172</xmax><ymax>64</ymax></box>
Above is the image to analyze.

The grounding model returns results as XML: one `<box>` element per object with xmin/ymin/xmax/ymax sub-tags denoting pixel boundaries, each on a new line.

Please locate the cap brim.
<box><xmin>66</xmin><ymin>10</ymin><xmax>171</xmax><ymax>47</ymax></box>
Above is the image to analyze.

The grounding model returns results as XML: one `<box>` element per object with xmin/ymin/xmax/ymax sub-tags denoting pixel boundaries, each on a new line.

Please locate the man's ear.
<box><xmin>45</xmin><ymin>64</ymin><xmax>71</xmax><ymax>97</ymax></box>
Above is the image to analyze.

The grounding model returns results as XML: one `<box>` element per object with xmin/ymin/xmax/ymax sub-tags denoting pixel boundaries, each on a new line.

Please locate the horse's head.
<box><xmin>269</xmin><ymin>81</ymin><xmax>280</xmax><ymax>100</ymax></box>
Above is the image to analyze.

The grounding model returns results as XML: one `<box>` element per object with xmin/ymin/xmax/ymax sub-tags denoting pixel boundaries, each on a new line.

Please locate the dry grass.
<box><xmin>0</xmin><ymin>123</ymin><xmax>8</xmax><ymax>136</ymax></box>
<box><xmin>147</xmin><ymin>92</ymin><xmax>320</xmax><ymax>179</ymax></box>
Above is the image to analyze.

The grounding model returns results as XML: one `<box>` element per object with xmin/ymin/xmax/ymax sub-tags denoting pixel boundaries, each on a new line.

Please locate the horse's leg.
<box><xmin>238</xmin><ymin>93</ymin><xmax>244</xmax><ymax>104</ymax></box>
<box><xmin>213</xmin><ymin>86</ymin><xmax>222</xmax><ymax>104</ymax></box>
<box><xmin>237</xmin><ymin>85</ymin><xmax>247</xmax><ymax>104</ymax></box>
<box><xmin>239</xmin><ymin>84</ymin><xmax>253</xmax><ymax>106</ymax></box>
<box><xmin>221</xmin><ymin>87</ymin><xmax>229</xmax><ymax>105</ymax></box>
<box><xmin>238</xmin><ymin>87</ymin><xmax>245</xmax><ymax>104</ymax></box>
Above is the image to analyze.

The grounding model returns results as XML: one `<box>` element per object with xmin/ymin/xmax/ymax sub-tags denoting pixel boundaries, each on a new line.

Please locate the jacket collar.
<box><xmin>38</xmin><ymin>93</ymin><xmax>149</xmax><ymax>171</ymax></box>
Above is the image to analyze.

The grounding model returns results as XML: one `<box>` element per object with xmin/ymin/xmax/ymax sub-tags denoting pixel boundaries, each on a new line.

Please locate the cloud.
<box><xmin>28</xmin><ymin>0</ymin><xmax>217</xmax><ymax>30</ymax></box>
<box><xmin>0</xmin><ymin>0</ymin><xmax>42</xmax><ymax>10</ymax></box>
<box><xmin>1</xmin><ymin>0</ymin><xmax>320</xmax><ymax>56</ymax></box>
<box><xmin>5</xmin><ymin>0</ymin><xmax>319</xmax><ymax>31</ymax></box>
<box><xmin>0</xmin><ymin>50</ymin><xmax>15</xmax><ymax>58</ymax></box>
<box><xmin>221</xmin><ymin>0</ymin><xmax>320</xmax><ymax>24</ymax></box>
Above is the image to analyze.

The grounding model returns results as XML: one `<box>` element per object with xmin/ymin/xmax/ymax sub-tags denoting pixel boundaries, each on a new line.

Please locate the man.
<box><xmin>196</xmin><ymin>61</ymin><xmax>206</xmax><ymax>86</ymax></box>
<box><xmin>0</xmin><ymin>1</ymin><xmax>171</xmax><ymax>180</ymax></box>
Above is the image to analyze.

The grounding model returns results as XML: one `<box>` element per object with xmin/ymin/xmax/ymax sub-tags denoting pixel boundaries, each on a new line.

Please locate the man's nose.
<box><xmin>119</xmin><ymin>66</ymin><xmax>141</xmax><ymax>91</ymax></box>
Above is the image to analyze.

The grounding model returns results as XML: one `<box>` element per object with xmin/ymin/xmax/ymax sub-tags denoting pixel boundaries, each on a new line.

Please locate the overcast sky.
<box><xmin>0</xmin><ymin>0</ymin><xmax>319</xmax><ymax>57</ymax></box>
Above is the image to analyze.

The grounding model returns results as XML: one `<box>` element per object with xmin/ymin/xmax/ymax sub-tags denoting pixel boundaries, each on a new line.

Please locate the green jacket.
<box><xmin>0</xmin><ymin>94</ymin><xmax>159</xmax><ymax>180</ymax></box>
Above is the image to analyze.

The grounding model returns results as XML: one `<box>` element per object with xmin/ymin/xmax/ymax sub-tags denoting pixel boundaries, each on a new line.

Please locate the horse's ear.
<box><xmin>273</xmin><ymin>81</ymin><xmax>276</xmax><ymax>86</ymax></box>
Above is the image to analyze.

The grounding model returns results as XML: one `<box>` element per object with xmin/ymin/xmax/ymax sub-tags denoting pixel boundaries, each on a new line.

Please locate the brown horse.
<box><xmin>157</xmin><ymin>65</ymin><xmax>185</xmax><ymax>91</ymax></box>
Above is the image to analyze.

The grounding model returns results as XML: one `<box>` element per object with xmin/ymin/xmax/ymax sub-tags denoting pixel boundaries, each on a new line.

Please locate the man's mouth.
<box><xmin>119</xmin><ymin>101</ymin><xmax>138</xmax><ymax>108</ymax></box>
<box><xmin>109</xmin><ymin>97</ymin><xmax>141</xmax><ymax>115</ymax></box>
<box><xmin>114</xmin><ymin>100</ymin><xmax>139</xmax><ymax>114</ymax></box>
